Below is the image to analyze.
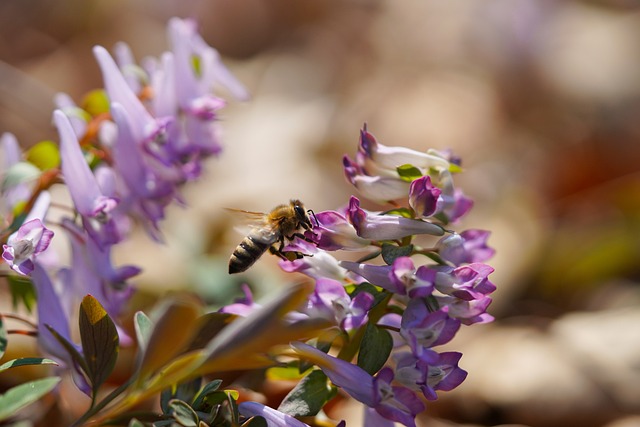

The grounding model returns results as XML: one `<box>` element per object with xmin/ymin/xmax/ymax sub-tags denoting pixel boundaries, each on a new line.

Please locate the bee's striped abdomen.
<box><xmin>229</xmin><ymin>236</ymin><xmax>271</xmax><ymax>274</ymax></box>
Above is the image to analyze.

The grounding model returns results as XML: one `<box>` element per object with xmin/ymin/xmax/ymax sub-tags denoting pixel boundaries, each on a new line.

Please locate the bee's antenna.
<box><xmin>307</xmin><ymin>209</ymin><xmax>319</xmax><ymax>227</ymax></box>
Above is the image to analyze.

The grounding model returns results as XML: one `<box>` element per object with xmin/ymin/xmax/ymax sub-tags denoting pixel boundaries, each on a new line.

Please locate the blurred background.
<box><xmin>1</xmin><ymin>0</ymin><xmax>640</xmax><ymax>426</ymax></box>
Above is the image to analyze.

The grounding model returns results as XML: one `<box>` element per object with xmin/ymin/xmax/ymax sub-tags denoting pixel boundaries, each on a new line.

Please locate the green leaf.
<box><xmin>2</xmin><ymin>162</ymin><xmax>41</xmax><ymax>191</ymax></box>
<box><xmin>0</xmin><ymin>316</ymin><xmax>6</xmax><ymax>359</ymax></box>
<box><xmin>168</xmin><ymin>399</ymin><xmax>199</xmax><ymax>427</ymax></box>
<box><xmin>45</xmin><ymin>324</ymin><xmax>90</xmax><ymax>376</ymax></box>
<box><xmin>191</xmin><ymin>379</ymin><xmax>223</xmax><ymax>411</ymax></box>
<box><xmin>382</xmin><ymin>207</ymin><xmax>414</xmax><ymax>218</ymax></box>
<box><xmin>26</xmin><ymin>140</ymin><xmax>60</xmax><ymax>171</ymax></box>
<box><xmin>381</xmin><ymin>243</ymin><xmax>414</xmax><ymax>265</ymax></box>
<box><xmin>396</xmin><ymin>164</ymin><xmax>423</xmax><ymax>182</ymax></box>
<box><xmin>133</xmin><ymin>311</ymin><xmax>153</xmax><ymax>355</ymax></box>
<box><xmin>266</xmin><ymin>365</ymin><xmax>306</xmax><ymax>381</ymax></box>
<box><xmin>278</xmin><ymin>370</ymin><xmax>336</xmax><ymax>417</ymax></box>
<box><xmin>357</xmin><ymin>323</ymin><xmax>392</xmax><ymax>375</ymax></box>
<box><xmin>79</xmin><ymin>295</ymin><xmax>119</xmax><ymax>393</ymax></box>
<box><xmin>162</xmin><ymin>378</ymin><xmax>202</xmax><ymax>413</ymax></box>
<box><xmin>0</xmin><ymin>377</ymin><xmax>61</xmax><ymax>421</ymax></box>
<box><xmin>7</xmin><ymin>274</ymin><xmax>36</xmax><ymax>313</ymax></box>
<box><xmin>128</xmin><ymin>418</ymin><xmax>146</xmax><ymax>427</ymax></box>
<box><xmin>225</xmin><ymin>390</ymin><xmax>239</xmax><ymax>426</ymax></box>
<box><xmin>350</xmin><ymin>283</ymin><xmax>388</xmax><ymax>308</ymax></box>
<box><xmin>0</xmin><ymin>358</ymin><xmax>58</xmax><ymax>373</ymax></box>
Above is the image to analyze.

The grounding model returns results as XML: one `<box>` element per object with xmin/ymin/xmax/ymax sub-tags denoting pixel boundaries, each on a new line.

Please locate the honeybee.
<box><xmin>227</xmin><ymin>199</ymin><xmax>316</xmax><ymax>274</ymax></box>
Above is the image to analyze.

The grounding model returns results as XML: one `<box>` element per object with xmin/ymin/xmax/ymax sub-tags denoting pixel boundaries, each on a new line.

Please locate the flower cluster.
<box><xmin>0</xmin><ymin>18</ymin><xmax>495</xmax><ymax>426</ymax></box>
<box><xmin>1</xmin><ymin>18</ymin><xmax>245</xmax><ymax>393</ymax></box>
<box><xmin>236</xmin><ymin>126</ymin><xmax>496</xmax><ymax>426</ymax></box>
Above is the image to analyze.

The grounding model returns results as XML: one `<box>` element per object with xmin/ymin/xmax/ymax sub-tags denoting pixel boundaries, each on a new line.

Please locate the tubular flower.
<box><xmin>306</xmin><ymin>278</ymin><xmax>373</xmax><ymax>330</ymax></box>
<box><xmin>394</xmin><ymin>351</ymin><xmax>467</xmax><ymax>401</ymax></box>
<box><xmin>347</xmin><ymin>196</ymin><xmax>444</xmax><ymax>240</ymax></box>
<box><xmin>2</xmin><ymin>219</ymin><xmax>54</xmax><ymax>276</ymax></box>
<box><xmin>238</xmin><ymin>401</ymin><xmax>311</xmax><ymax>427</ymax></box>
<box><xmin>437</xmin><ymin>229</ymin><xmax>495</xmax><ymax>266</ymax></box>
<box><xmin>408</xmin><ymin>175</ymin><xmax>442</xmax><ymax>218</ymax></box>
<box><xmin>291</xmin><ymin>342</ymin><xmax>425</xmax><ymax>427</ymax></box>
<box><xmin>308</xmin><ymin>210</ymin><xmax>371</xmax><ymax>251</ymax></box>
<box><xmin>400</xmin><ymin>300</ymin><xmax>461</xmax><ymax>352</ymax></box>
<box><xmin>54</xmin><ymin>110</ymin><xmax>121</xmax><ymax>247</ymax></box>
<box><xmin>340</xmin><ymin>256</ymin><xmax>435</xmax><ymax>298</ymax></box>
<box><xmin>434</xmin><ymin>263</ymin><xmax>496</xmax><ymax>301</ymax></box>
<box><xmin>356</xmin><ymin>125</ymin><xmax>450</xmax><ymax>174</ymax></box>
<box><xmin>343</xmin><ymin>156</ymin><xmax>410</xmax><ymax>203</ymax></box>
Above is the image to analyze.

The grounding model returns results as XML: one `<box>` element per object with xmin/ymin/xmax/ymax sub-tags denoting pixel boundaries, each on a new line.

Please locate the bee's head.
<box><xmin>290</xmin><ymin>199</ymin><xmax>306</xmax><ymax>221</ymax></box>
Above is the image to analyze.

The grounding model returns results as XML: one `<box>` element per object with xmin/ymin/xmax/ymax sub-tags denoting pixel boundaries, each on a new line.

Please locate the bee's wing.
<box><xmin>224</xmin><ymin>208</ymin><xmax>279</xmax><ymax>244</ymax></box>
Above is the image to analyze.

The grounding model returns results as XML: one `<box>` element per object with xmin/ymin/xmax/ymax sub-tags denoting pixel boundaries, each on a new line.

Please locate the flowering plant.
<box><xmin>0</xmin><ymin>18</ymin><xmax>495</xmax><ymax>427</ymax></box>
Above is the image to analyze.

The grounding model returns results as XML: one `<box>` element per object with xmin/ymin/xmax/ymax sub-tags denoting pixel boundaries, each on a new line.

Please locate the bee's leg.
<box><xmin>269</xmin><ymin>245</ymin><xmax>288</xmax><ymax>260</ymax></box>
<box><xmin>288</xmin><ymin>232</ymin><xmax>316</xmax><ymax>245</ymax></box>
<box><xmin>269</xmin><ymin>245</ymin><xmax>304</xmax><ymax>261</ymax></box>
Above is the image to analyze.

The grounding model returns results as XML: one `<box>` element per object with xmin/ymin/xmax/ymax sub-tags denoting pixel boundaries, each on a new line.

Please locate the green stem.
<box><xmin>71</xmin><ymin>377</ymin><xmax>135</xmax><ymax>427</ymax></box>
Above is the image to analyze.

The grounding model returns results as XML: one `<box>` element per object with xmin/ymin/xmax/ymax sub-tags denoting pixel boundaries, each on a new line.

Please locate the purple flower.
<box><xmin>437</xmin><ymin>229</ymin><xmax>495</xmax><ymax>266</ymax></box>
<box><xmin>2</xmin><ymin>219</ymin><xmax>54</xmax><ymax>276</ymax></box>
<box><xmin>110</xmin><ymin>102</ymin><xmax>174</xmax><ymax>239</ymax></box>
<box><xmin>343</xmin><ymin>156</ymin><xmax>410</xmax><ymax>203</ymax></box>
<box><xmin>279</xmin><ymin>238</ymin><xmax>350</xmax><ymax>282</ymax></box>
<box><xmin>0</xmin><ymin>132</ymin><xmax>31</xmax><ymax>211</ymax></box>
<box><xmin>291</xmin><ymin>342</ymin><xmax>425</xmax><ymax>427</ymax></box>
<box><xmin>441</xmin><ymin>187</ymin><xmax>474</xmax><ymax>223</ymax></box>
<box><xmin>340</xmin><ymin>257</ymin><xmax>435</xmax><ymax>298</ymax></box>
<box><xmin>434</xmin><ymin>263</ymin><xmax>496</xmax><ymax>301</ymax></box>
<box><xmin>54</xmin><ymin>110</ymin><xmax>121</xmax><ymax>247</ymax></box>
<box><xmin>309</xmin><ymin>210</ymin><xmax>371</xmax><ymax>251</ymax></box>
<box><xmin>357</xmin><ymin>125</ymin><xmax>450</xmax><ymax>173</ymax></box>
<box><xmin>347</xmin><ymin>197</ymin><xmax>444</xmax><ymax>240</ymax></box>
<box><xmin>306</xmin><ymin>278</ymin><xmax>373</xmax><ymax>330</ymax></box>
<box><xmin>62</xmin><ymin>219</ymin><xmax>138</xmax><ymax>344</ymax></box>
<box><xmin>435</xmin><ymin>295</ymin><xmax>494</xmax><ymax>325</ymax></box>
<box><xmin>219</xmin><ymin>284</ymin><xmax>261</xmax><ymax>316</ymax></box>
<box><xmin>409</xmin><ymin>176</ymin><xmax>442</xmax><ymax>218</ymax></box>
<box><xmin>400</xmin><ymin>300</ymin><xmax>460</xmax><ymax>354</ymax></box>
<box><xmin>238</xmin><ymin>401</ymin><xmax>311</xmax><ymax>427</ymax></box>
<box><xmin>31</xmin><ymin>264</ymin><xmax>91</xmax><ymax>395</ymax></box>
<box><xmin>394</xmin><ymin>351</ymin><xmax>467</xmax><ymax>401</ymax></box>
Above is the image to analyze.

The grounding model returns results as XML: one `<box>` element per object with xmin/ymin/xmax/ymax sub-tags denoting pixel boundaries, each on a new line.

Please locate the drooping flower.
<box><xmin>2</xmin><ymin>219</ymin><xmax>54</xmax><ymax>276</ymax></box>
